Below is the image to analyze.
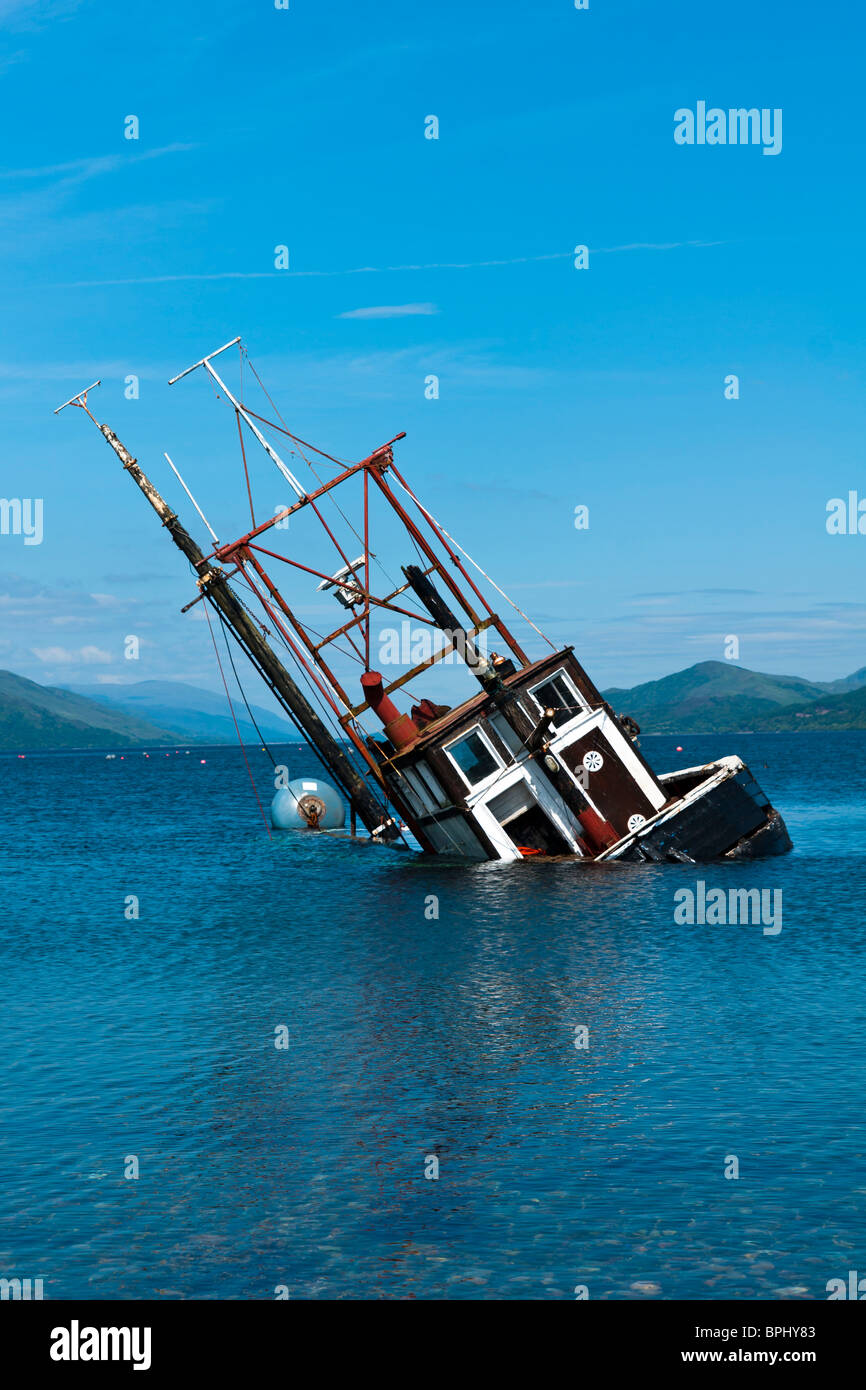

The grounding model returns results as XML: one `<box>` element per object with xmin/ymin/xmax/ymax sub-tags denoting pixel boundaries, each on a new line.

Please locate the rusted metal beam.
<box><xmin>236</xmin><ymin>547</ymin><xmax>356</xmax><ymax>715</ymax></box>
<box><xmin>312</xmin><ymin>565</ymin><xmax>439</xmax><ymax>652</ymax></box>
<box><xmin>210</xmin><ymin>439</ymin><xmax>401</xmax><ymax>560</ymax></box>
<box><xmin>388</xmin><ymin>460</ymin><xmax>529</xmax><ymax>666</ymax></box>
<box><xmin>342</xmin><ymin>617</ymin><xmax>496</xmax><ymax>720</ymax></box>
<box><xmin>366</xmin><ymin>464</ymin><xmax>484</xmax><ymax>629</ymax></box>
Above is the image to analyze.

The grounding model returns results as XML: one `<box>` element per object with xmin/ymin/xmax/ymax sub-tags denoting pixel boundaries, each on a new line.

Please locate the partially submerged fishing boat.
<box><xmin>57</xmin><ymin>338</ymin><xmax>791</xmax><ymax>863</ymax></box>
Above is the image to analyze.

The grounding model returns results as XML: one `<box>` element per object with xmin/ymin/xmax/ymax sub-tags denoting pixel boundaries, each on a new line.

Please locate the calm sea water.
<box><xmin>1</xmin><ymin>732</ymin><xmax>864</xmax><ymax>1300</ymax></box>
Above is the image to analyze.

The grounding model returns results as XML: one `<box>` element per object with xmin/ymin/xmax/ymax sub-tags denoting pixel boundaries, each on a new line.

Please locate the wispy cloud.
<box><xmin>31</xmin><ymin>644</ymin><xmax>112</xmax><ymax>665</ymax></box>
<box><xmin>337</xmin><ymin>303</ymin><xmax>439</xmax><ymax>320</ymax></box>
<box><xmin>0</xmin><ymin>341</ymin><xmax>553</xmax><ymax>408</ymax></box>
<box><xmin>0</xmin><ymin>143</ymin><xmax>203</xmax><ymax>266</ymax></box>
<box><xmin>0</xmin><ymin>143</ymin><xmax>197</xmax><ymax>183</ymax></box>
<box><xmin>0</xmin><ymin>573</ymin><xmax>141</xmax><ymax>622</ymax></box>
<box><xmin>52</xmin><ymin>241</ymin><xmax>726</xmax><ymax>290</ymax></box>
<box><xmin>598</xmin><ymin>241</ymin><xmax>724</xmax><ymax>254</ymax></box>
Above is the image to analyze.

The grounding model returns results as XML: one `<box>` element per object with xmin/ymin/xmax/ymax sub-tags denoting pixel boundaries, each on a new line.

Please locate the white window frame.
<box><xmin>528</xmin><ymin>668</ymin><xmax>588</xmax><ymax>734</ymax></box>
<box><xmin>443</xmin><ymin>723</ymin><xmax>504</xmax><ymax>792</ymax></box>
<box><xmin>473</xmin><ymin>764</ymin><xmax>585</xmax><ymax>857</ymax></box>
<box><xmin>550</xmin><ymin>708</ymin><xmax>666</xmax><ymax>812</ymax></box>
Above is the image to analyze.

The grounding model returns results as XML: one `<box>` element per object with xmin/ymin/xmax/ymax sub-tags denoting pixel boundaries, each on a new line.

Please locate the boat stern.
<box><xmin>597</xmin><ymin>755</ymin><xmax>793</xmax><ymax>863</ymax></box>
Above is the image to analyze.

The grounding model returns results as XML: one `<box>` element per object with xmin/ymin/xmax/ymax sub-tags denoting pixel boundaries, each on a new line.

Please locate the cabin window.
<box><xmin>529</xmin><ymin>670</ymin><xmax>584</xmax><ymax>729</ymax></box>
<box><xmin>445</xmin><ymin>727</ymin><xmax>502</xmax><ymax>787</ymax></box>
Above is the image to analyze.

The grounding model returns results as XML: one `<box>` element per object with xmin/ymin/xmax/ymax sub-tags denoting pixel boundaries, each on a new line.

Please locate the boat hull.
<box><xmin>598</xmin><ymin>756</ymin><xmax>792</xmax><ymax>863</ymax></box>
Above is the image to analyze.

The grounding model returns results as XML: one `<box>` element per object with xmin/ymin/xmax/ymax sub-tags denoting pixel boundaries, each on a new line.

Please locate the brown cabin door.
<box><xmin>559</xmin><ymin>727</ymin><xmax>658</xmax><ymax>839</ymax></box>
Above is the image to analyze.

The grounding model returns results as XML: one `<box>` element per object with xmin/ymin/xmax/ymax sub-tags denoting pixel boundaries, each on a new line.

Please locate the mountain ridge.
<box><xmin>0</xmin><ymin>671</ymin><xmax>299</xmax><ymax>751</ymax></box>
<box><xmin>0</xmin><ymin>670</ymin><xmax>180</xmax><ymax>750</ymax></box>
<box><xmin>66</xmin><ymin>679</ymin><xmax>297</xmax><ymax>746</ymax></box>
<box><xmin>2</xmin><ymin>661</ymin><xmax>865</xmax><ymax>750</ymax></box>
<box><xmin>603</xmin><ymin>660</ymin><xmax>866</xmax><ymax>733</ymax></box>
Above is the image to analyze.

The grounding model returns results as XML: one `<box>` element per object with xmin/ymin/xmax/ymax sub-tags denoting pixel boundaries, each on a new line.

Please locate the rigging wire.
<box><xmin>228</xmin><ymin>500</ymin><xmax>487</xmax><ymax>747</ymax></box>
<box><xmin>235</xmin><ymin>408</ymin><xmax>256</xmax><ymax>528</ymax></box>
<box><xmin>244</xmin><ymin>353</ymin><xmax>352</xmax><ymax>468</ymax></box>
<box><xmin>216</xmin><ymin>608</ymin><xmax>276</xmax><ymax>766</ymax></box>
<box><xmin>176</xmin><ymin>361</ymin><xmax>529</xmax><ymax>854</ymax></box>
<box><xmin>390</xmin><ymin>475</ymin><xmax>556</xmax><ymax>651</ymax></box>
<box><xmin>170</xmin><ymin>462</ymin><xmax>400</xmax><ymax>839</ymax></box>
<box><xmin>241</xmin><ymin>349</ymin><xmax>403</xmax><ymax>595</ymax></box>
<box><xmin>202</xmin><ymin>598</ymin><xmax>273</xmax><ymax>839</ymax></box>
<box><xmin>198</xmin><ymin>560</ymin><xmax>473</xmax><ymax>858</ymax></box>
<box><xmin>235</xmin><ymin>558</ymin><xmax>449</xmax><ymax>717</ymax></box>
<box><xmin>236</xmin><ymin>565</ymin><xmax>354</xmax><ymax>722</ymax></box>
<box><xmin>216</xmin><ymin>568</ymin><xmax>399</xmax><ymax>832</ymax></box>
<box><xmin>216</xmin><ymin>607</ymin><xmax>318</xmax><ymax>818</ymax></box>
<box><xmin>225</xmin><ymin>571</ymin><xmax>401</xmax><ymax>817</ymax></box>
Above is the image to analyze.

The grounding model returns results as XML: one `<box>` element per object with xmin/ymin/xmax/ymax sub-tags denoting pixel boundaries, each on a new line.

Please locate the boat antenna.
<box><xmin>164</xmin><ymin>452</ymin><xmax>219</xmax><ymax>544</ymax></box>
<box><xmin>168</xmin><ymin>336</ymin><xmax>307</xmax><ymax>500</ymax></box>
<box><xmin>53</xmin><ymin>380</ymin><xmax>101</xmax><ymax>419</ymax></box>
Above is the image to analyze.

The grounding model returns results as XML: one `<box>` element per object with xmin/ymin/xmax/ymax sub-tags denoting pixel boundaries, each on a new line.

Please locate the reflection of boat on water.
<box><xmin>57</xmin><ymin>338</ymin><xmax>791</xmax><ymax>864</ymax></box>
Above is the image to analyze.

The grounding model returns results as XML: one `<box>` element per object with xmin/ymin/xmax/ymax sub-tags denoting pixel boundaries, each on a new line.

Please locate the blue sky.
<box><xmin>1</xmin><ymin>0</ymin><xmax>864</xmax><ymax>708</ymax></box>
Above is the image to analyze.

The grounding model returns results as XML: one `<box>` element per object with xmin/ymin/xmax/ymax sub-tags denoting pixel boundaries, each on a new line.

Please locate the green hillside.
<box><xmin>819</xmin><ymin>665</ymin><xmax>866</xmax><ymax>695</ymax></box>
<box><xmin>4</xmin><ymin>658</ymin><xmax>866</xmax><ymax>750</ymax></box>
<box><xmin>67</xmin><ymin>679</ymin><xmax>296</xmax><ymax>746</ymax></box>
<box><xmin>604</xmin><ymin>661</ymin><xmax>827</xmax><ymax>733</ymax></box>
<box><xmin>604</xmin><ymin>661</ymin><xmax>866</xmax><ymax>733</ymax></box>
<box><xmin>751</xmin><ymin>683</ymin><xmax>866</xmax><ymax>731</ymax></box>
<box><xmin>0</xmin><ymin>670</ymin><xmax>178</xmax><ymax>750</ymax></box>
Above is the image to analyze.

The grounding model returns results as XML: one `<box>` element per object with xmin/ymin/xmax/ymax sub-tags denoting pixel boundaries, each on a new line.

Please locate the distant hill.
<box><xmin>0</xmin><ymin>670</ymin><xmax>178</xmax><ymax>750</ymax></box>
<box><xmin>0</xmin><ymin>671</ymin><xmax>299</xmax><ymax>751</ymax></box>
<box><xmin>4</xmin><ymin>660</ymin><xmax>865</xmax><ymax>751</ymax></box>
<box><xmin>818</xmin><ymin>665</ymin><xmax>866</xmax><ymax>695</ymax></box>
<box><xmin>604</xmin><ymin>661</ymin><xmax>866</xmax><ymax>733</ymax></box>
<box><xmin>751</xmin><ymin>683</ymin><xmax>866</xmax><ymax>731</ymax></box>
<box><xmin>65</xmin><ymin>679</ymin><xmax>297</xmax><ymax>746</ymax></box>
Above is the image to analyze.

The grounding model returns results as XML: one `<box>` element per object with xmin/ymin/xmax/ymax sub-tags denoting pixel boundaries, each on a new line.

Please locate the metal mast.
<box><xmin>55</xmin><ymin>383</ymin><xmax>400</xmax><ymax>842</ymax></box>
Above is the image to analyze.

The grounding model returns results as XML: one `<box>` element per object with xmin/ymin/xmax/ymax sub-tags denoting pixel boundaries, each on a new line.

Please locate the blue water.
<box><xmin>1</xmin><ymin>733</ymin><xmax>864</xmax><ymax>1300</ymax></box>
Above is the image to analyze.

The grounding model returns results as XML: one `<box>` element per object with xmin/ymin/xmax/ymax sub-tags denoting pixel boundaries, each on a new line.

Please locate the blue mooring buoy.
<box><xmin>270</xmin><ymin>778</ymin><xmax>346</xmax><ymax>830</ymax></box>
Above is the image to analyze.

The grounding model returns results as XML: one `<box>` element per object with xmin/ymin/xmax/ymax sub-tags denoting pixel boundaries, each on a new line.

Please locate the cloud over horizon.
<box><xmin>337</xmin><ymin>303</ymin><xmax>439</xmax><ymax>320</ymax></box>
